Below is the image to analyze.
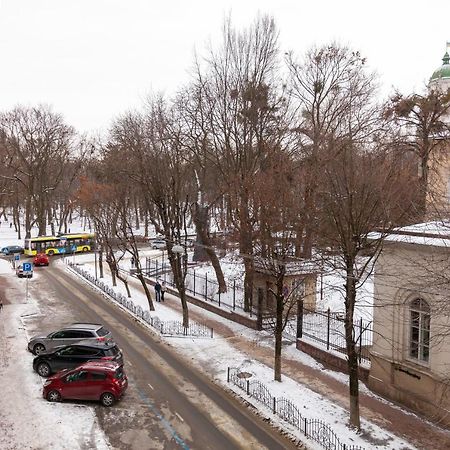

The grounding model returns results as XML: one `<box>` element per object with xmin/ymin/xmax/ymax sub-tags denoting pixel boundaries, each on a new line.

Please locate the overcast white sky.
<box><xmin>0</xmin><ymin>0</ymin><xmax>448</xmax><ymax>135</ymax></box>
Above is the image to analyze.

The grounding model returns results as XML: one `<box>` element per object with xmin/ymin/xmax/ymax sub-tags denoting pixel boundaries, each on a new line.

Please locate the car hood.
<box><xmin>29</xmin><ymin>334</ymin><xmax>48</xmax><ymax>342</ymax></box>
<box><xmin>48</xmin><ymin>368</ymin><xmax>70</xmax><ymax>380</ymax></box>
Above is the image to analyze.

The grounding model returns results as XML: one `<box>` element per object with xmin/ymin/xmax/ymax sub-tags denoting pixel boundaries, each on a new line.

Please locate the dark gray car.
<box><xmin>27</xmin><ymin>323</ymin><xmax>113</xmax><ymax>355</ymax></box>
<box><xmin>33</xmin><ymin>340</ymin><xmax>123</xmax><ymax>377</ymax></box>
<box><xmin>1</xmin><ymin>245</ymin><xmax>24</xmax><ymax>255</ymax></box>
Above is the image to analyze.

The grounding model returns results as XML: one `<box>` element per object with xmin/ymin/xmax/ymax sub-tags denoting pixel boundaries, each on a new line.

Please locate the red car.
<box><xmin>33</xmin><ymin>253</ymin><xmax>49</xmax><ymax>266</ymax></box>
<box><xmin>43</xmin><ymin>360</ymin><xmax>128</xmax><ymax>406</ymax></box>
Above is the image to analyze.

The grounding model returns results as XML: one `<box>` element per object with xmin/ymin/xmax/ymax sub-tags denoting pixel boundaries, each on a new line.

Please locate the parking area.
<box><xmin>0</xmin><ymin>255</ymin><xmax>116</xmax><ymax>449</ymax></box>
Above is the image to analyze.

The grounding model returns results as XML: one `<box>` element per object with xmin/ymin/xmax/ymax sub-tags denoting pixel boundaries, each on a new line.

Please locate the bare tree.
<box><xmin>0</xmin><ymin>105</ymin><xmax>76</xmax><ymax>237</ymax></box>
<box><xmin>384</xmin><ymin>89</ymin><xmax>450</xmax><ymax>218</ymax></box>
<box><xmin>173</xmin><ymin>86</ymin><xmax>228</xmax><ymax>292</ymax></box>
<box><xmin>189</xmin><ymin>15</ymin><xmax>286</xmax><ymax>311</ymax></box>
<box><xmin>107</xmin><ymin>99</ymin><xmax>192</xmax><ymax>326</ymax></box>
<box><xmin>316</xmin><ymin>138</ymin><xmax>415</xmax><ymax>429</ymax></box>
<box><xmin>286</xmin><ymin>44</ymin><xmax>379</xmax><ymax>258</ymax></box>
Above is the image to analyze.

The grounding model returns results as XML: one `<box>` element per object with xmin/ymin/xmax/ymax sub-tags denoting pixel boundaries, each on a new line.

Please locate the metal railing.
<box><xmin>145</xmin><ymin>256</ymin><xmax>246</xmax><ymax>312</ymax></box>
<box><xmin>227</xmin><ymin>367</ymin><xmax>364</xmax><ymax>450</ymax></box>
<box><xmin>284</xmin><ymin>307</ymin><xmax>372</xmax><ymax>365</ymax></box>
<box><xmin>144</xmin><ymin>257</ymin><xmax>372</xmax><ymax>364</ymax></box>
<box><xmin>67</xmin><ymin>262</ymin><xmax>213</xmax><ymax>338</ymax></box>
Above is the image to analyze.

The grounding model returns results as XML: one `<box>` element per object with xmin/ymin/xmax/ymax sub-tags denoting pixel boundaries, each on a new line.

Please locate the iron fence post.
<box><xmin>273</xmin><ymin>397</ymin><xmax>276</xmax><ymax>414</ymax></box>
<box><xmin>297</xmin><ymin>298</ymin><xmax>303</xmax><ymax>339</ymax></box>
<box><xmin>327</xmin><ymin>307</ymin><xmax>330</xmax><ymax>350</ymax></box>
<box><xmin>218</xmin><ymin>290</ymin><xmax>221</xmax><ymax>307</ymax></box>
<box><xmin>211</xmin><ymin>327</ymin><xmax>214</xmax><ymax>338</ymax></box>
<box><xmin>246</xmin><ymin>380</ymin><xmax>250</xmax><ymax>396</ymax></box>
<box><xmin>193</xmin><ymin>270</ymin><xmax>196</xmax><ymax>296</ymax></box>
<box><xmin>233</xmin><ymin>280</ymin><xmax>236</xmax><ymax>310</ymax></box>
<box><xmin>227</xmin><ymin>367</ymin><xmax>230</xmax><ymax>383</ymax></box>
<box><xmin>304</xmin><ymin>418</ymin><xmax>307</xmax><ymax>435</ymax></box>
<box><xmin>205</xmin><ymin>273</ymin><xmax>208</xmax><ymax>300</ymax></box>
<box><xmin>359</xmin><ymin>317</ymin><xmax>363</xmax><ymax>363</ymax></box>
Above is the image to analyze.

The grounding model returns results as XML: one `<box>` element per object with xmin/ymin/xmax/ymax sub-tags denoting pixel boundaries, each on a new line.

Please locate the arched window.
<box><xmin>409</xmin><ymin>298</ymin><xmax>431</xmax><ymax>363</ymax></box>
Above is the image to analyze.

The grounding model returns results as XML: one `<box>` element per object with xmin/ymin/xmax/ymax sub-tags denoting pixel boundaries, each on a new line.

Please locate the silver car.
<box><xmin>27</xmin><ymin>323</ymin><xmax>113</xmax><ymax>355</ymax></box>
<box><xmin>151</xmin><ymin>238</ymin><xmax>166</xmax><ymax>250</ymax></box>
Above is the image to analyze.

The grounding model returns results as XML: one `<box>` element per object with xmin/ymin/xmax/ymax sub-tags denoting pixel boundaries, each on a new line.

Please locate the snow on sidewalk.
<box><xmin>0</xmin><ymin>259</ymin><xmax>110</xmax><ymax>450</ymax></box>
<box><xmin>68</xmin><ymin>256</ymin><xmax>416</xmax><ymax>450</ymax></box>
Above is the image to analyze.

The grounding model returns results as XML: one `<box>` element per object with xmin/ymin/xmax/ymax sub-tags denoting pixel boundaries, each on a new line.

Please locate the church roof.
<box><xmin>430</xmin><ymin>50</ymin><xmax>450</xmax><ymax>82</ymax></box>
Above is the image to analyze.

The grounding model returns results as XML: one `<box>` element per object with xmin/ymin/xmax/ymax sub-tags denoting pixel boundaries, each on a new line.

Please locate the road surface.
<box><xmin>30</xmin><ymin>261</ymin><xmax>301</xmax><ymax>450</ymax></box>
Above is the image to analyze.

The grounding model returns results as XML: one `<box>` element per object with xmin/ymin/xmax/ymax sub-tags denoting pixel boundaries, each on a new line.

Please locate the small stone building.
<box><xmin>252</xmin><ymin>257</ymin><xmax>317</xmax><ymax>315</ymax></box>
<box><xmin>369</xmin><ymin>222</ymin><xmax>450</xmax><ymax>427</ymax></box>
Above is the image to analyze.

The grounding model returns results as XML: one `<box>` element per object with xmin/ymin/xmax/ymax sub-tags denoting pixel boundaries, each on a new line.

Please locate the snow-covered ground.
<box><xmin>0</xmin><ymin>257</ymin><xmax>110</xmax><ymax>450</ymax></box>
<box><xmin>0</xmin><ymin>218</ymin><xmax>419</xmax><ymax>449</ymax></box>
<box><xmin>67</xmin><ymin>251</ymin><xmax>416</xmax><ymax>450</ymax></box>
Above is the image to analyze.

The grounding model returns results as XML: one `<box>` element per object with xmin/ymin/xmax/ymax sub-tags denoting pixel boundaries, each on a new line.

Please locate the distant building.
<box><xmin>426</xmin><ymin>43</ymin><xmax>450</xmax><ymax>219</ymax></box>
<box><xmin>429</xmin><ymin>42</ymin><xmax>450</xmax><ymax>92</ymax></box>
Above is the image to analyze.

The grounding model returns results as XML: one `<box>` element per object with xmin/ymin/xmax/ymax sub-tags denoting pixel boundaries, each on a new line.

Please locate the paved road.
<box><xmin>35</xmin><ymin>262</ymin><xmax>301</xmax><ymax>450</ymax></box>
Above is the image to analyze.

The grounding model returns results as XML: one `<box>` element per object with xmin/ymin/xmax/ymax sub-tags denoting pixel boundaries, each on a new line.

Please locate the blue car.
<box><xmin>1</xmin><ymin>245</ymin><xmax>24</xmax><ymax>255</ymax></box>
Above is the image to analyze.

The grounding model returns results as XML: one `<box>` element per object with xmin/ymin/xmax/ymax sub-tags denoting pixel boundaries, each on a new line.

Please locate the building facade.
<box><xmin>369</xmin><ymin>222</ymin><xmax>450</xmax><ymax>426</ymax></box>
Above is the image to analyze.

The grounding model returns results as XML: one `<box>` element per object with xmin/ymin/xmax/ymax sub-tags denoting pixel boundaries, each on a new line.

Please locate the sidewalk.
<box><xmin>123</xmin><ymin>275</ymin><xmax>450</xmax><ymax>450</ymax></box>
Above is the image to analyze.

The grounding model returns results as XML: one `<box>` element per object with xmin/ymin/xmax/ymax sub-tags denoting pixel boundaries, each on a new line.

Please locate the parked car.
<box><xmin>33</xmin><ymin>340</ymin><xmax>123</xmax><ymax>377</ymax></box>
<box><xmin>16</xmin><ymin>264</ymin><xmax>33</xmax><ymax>278</ymax></box>
<box><xmin>1</xmin><ymin>245</ymin><xmax>24</xmax><ymax>255</ymax></box>
<box><xmin>33</xmin><ymin>253</ymin><xmax>49</xmax><ymax>266</ymax></box>
<box><xmin>151</xmin><ymin>238</ymin><xmax>166</xmax><ymax>250</ymax></box>
<box><xmin>28</xmin><ymin>323</ymin><xmax>113</xmax><ymax>355</ymax></box>
<box><xmin>43</xmin><ymin>360</ymin><xmax>128</xmax><ymax>406</ymax></box>
<box><xmin>185</xmin><ymin>238</ymin><xmax>195</xmax><ymax>248</ymax></box>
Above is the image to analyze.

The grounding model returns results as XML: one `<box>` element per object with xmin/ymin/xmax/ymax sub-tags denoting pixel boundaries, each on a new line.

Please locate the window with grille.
<box><xmin>409</xmin><ymin>298</ymin><xmax>431</xmax><ymax>363</ymax></box>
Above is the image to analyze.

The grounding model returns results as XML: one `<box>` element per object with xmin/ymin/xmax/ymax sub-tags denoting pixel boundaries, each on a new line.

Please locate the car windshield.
<box><xmin>114</xmin><ymin>366</ymin><xmax>125</xmax><ymax>379</ymax></box>
<box><xmin>104</xmin><ymin>346</ymin><xmax>119</xmax><ymax>356</ymax></box>
<box><xmin>96</xmin><ymin>327</ymin><xmax>109</xmax><ymax>337</ymax></box>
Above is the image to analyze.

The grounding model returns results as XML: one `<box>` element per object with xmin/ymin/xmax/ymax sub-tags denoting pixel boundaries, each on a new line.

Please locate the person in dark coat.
<box><xmin>154</xmin><ymin>281</ymin><xmax>162</xmax><ymax>302</ymax></box>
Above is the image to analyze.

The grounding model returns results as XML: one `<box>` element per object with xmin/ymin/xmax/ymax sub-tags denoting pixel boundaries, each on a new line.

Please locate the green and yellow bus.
<box><xmin>24</xmin><ymin>233</ymin><xmax>95</xmax><ymax>256</ymax></box>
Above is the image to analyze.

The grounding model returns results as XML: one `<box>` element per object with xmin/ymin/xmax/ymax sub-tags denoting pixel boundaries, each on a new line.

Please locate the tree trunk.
<box><xmin>345</xmin><ymin>257</ymin><xmax>361</xmax><ymax>429</ymax></box>
<box><xmin>107</xmin><ymin>260</ymin><xmax>117</xmax><ymax>287</ymax></box>
<box><xmin>25</xmin><ymin>196</ymin><xmax>32</xmax><ymax>239</ymax></box>
<box><xmin>193</xmin><ymin>202</ymin><xmax>227</xmax><ymax>293</ymax></box>
<box><xmin>168</xmin><ymin>251</ymin><xmax>189</xmax><ymax>327</ymax></box>
<box><xmin>99</xmin><ymin>249</ymin><xmax>104</xmax><ymax>278</ymax></box>
<box><xmin>116</xmin><ymin>271</ymin><xmax>131</xmax><ymax>298</ymax></box>
<box><xmin>274</xmin><ymin>295</ymin><xmax>283</xmax><ymax>382</ymax></box>
<box><xmin>274</xmin><ymin>265</ymin><xmax>285</xmax><ymax>382</ymax></box>
<box><xmin>136</xmin><ymin>272</ymin><xmax>155</xmax><ymax>311</ymax></box>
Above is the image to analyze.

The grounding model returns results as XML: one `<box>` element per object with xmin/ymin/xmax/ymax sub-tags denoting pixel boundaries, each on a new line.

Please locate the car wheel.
<box><xmin>37</xmin><ymin>362</ymin><xmax>51</xmax><ymax>377</ymax></box>
<box><xmin>82</xmin><ymin>247</ymin><xmax>89</xmax><ymax>252</ymax></box>
<box><xmin>100</xmin><ymin>392</ymin><xmax>115</xmax><ymax>407</ymax></box>
<box><xmin>47</xmin><ymin>250</ymin><xmax>54</xmax><ymax>256</ymax></box>
<box><xmin>46</xmin><ymin>390</ymin><xmax>61</xmax><ymax>402</ymax></box>
<box><xmin>33</xmin><ymin>343</ymin><xmax>46</xmax><ymax>355</ymax></box>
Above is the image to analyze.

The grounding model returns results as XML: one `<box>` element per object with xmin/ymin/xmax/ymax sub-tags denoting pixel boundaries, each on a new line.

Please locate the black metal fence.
<box><xmin>145</xmin><ymin>256</ymin><xmax>246</xmax><ymax>312</ymax></box>
<box><xmin>68</xmin><ymin>262</ymin><xmax>213</xmax><ymax>338</ymax></box>
<box><xmin>227</xmin><ymin>367</ymin><xmax>364</xmax><ymax>450</ymax></box>
<box><xmin>284</xmin><ymin>307</ymin><xmax>372</xmax><ymax>365</ymax></box>
<box><xmin>144</xmin><ymin>256</ymin><xmax>372</xmax><ymax>364</ymax></box>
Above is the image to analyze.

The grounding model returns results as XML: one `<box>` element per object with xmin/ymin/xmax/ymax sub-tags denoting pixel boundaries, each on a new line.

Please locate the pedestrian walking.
<box><xmin>161</xmin><ymin>282</ymin><xmax>166</xmax><ymax>302</ymax></box>
<box><xmin>0</xmin><ymin>301</ymin><xmax>3</xmax><ymax>312</ymax></box>
<box><xmin>155</xmin><ymin>280</ymin><xmax>161</xmax><ymax>302</ymax></box>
